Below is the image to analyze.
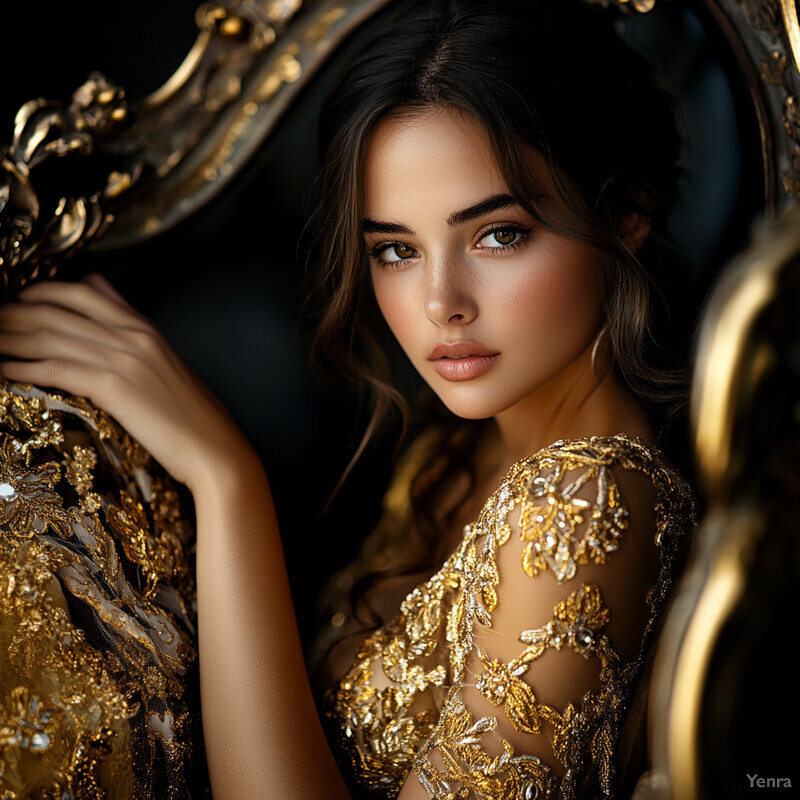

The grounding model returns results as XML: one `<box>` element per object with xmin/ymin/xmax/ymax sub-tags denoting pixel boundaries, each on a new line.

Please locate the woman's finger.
<box><xmin>0</xmin><ymin>301</ymin><xmax>116</xmax><ymax>340</ymax></box>
<box><xmin>0</xmin><ymin>300</ymin><xmax>161</xmax><ymax>362</ymax></box>
<box><xmin>0</xmin><ymin>304</ymin><xmax>198</xmax><ymax>404</ymax></box>
<box><xmin>15</xmin><ymin>279</ymin><xmax>150</xmax><ymax>331</ymax></box>
<box><xmin>0</xmin><ymin>296</ymin><xmax>189</xmax><ymax>371</ymax></box>
<box><xmin>0</xmin><ymin>329</ymin><xmax>134</xmax><ymax>371</ymax></box>
<box><xmin>82</xmin><ymin>273</ymin><xmax>138</xmax><ymax>311</ymax></box>
<box><xmin>0</xmin><ymin>357</ymin><xmax>126</xmax><ymax>406</ymax></box>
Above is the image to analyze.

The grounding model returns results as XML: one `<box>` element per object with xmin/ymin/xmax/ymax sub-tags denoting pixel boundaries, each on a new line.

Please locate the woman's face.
<box><xmin>363</xmin><ymin>108</ymin><xmax>604</xmax><ymax>422</ymax></box>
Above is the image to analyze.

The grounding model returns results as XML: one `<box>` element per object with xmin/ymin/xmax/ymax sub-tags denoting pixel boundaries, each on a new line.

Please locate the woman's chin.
<box><xmin>433</xmin><ymin>393</ymin><xmax>506</xmax><ymax>422</ymax></box>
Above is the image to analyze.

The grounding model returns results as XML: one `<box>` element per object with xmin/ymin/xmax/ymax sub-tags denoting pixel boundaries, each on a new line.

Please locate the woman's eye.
<box><xmin>371</xmin><ymin>242</ymin><xmax>419</xmax><ymax>264</ymax></box>
<box><xmin>390</xmin><ymin>243</ymin><xmax>417</xmax><ymax>260</ymax></box>
<box><xmin>481</xmin><ymin>228</ymin><xmax>526</xmax><ymax>248</ymax></box>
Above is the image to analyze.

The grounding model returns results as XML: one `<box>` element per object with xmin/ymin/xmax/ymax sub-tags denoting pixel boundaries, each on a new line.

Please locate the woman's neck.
<box><xmin>492</xmin><ymin>345</ymin><xmax>653</xmax><ymax>467</ymax></box>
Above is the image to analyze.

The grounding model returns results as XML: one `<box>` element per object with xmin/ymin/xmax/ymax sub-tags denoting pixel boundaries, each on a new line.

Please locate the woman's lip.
<box><xmin>428</xmin><ymin>340</ymin><xmax>498</xmax><ymax>360</ymax></box>
<box><xmin>429</xmin><ymin>353</ymin><xmax>500</xmax><ymax>381</ymax></box>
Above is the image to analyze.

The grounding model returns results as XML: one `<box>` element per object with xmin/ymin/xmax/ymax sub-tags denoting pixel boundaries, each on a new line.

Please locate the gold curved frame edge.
<box><xmin>0</xmin><ymin>0</ymin><xmax>395</xmax><ymax>295</ymax></box>
<box><xmin>656</xmin><ymin>510</ymin><xmax>755</xmax><ymax>800</ymax></box>
<box><xmin>780</xmin><ymin>0</ymin><xmax>800</xmax><ymax>75</ymax></box>
<box><xmin>142</xmin><ymin>29</ymin><xmax>213</xmax><ymax>111</ymax></box>
<box><xmin>657</xmin><ymin>205</ymin><xmax>800</xmax><ymax>799</ymax></box>
<box><xmin>692</xmin><ymin>215</ymin><xmax>800</xmax><ymax>492</ymax></box>
<box><xmin>91</xmin><ymin>0</ymin><xmax>799</xmax><ymax>250</ymax></box>
<box><xmin>1</xmin><ymin>0</ymin><xmax>798</xmax><ymax>286</ymax></box>
<box><xmin>701</xmin><ymin>0</ymin><xmax>779</xmax><ymax>208</ymax></box>
<box><xmin>692</xmin><ymin>265</ymin><xmax>774</xmax><ymax>490</ymax></box>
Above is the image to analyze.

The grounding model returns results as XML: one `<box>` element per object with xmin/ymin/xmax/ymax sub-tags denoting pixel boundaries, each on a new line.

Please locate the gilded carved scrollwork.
<box><xmin>0</xmin><ymin>0</ymin><xmax>394</xmax><ymax>298</ymax></box>
<box><xmin>0</xmin><ymin>74</ymin><xmax>133</xmax><ymax>296</ymax></box>
<box><xmin>730</xmin><ymin>0</ymin><xmax>800</xmax><ymax>197</ymax></box>
<box><xmin>741</xmin><ymin>0</ymin><xmax>800</xmax><ymax>71</ymax></box>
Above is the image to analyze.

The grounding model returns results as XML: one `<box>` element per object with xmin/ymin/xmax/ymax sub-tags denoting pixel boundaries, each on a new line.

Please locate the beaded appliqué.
<box><xmin>518</xmin><ymin>452</ymin><xmax>628</xmax><ymax>581</ymax></box>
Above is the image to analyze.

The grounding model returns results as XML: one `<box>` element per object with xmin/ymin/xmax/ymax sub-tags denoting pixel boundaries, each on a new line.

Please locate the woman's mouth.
<box><xmin>428</xmin><ymin>341</ymin><xmax>500</xmax><ymax>381</ymax></box>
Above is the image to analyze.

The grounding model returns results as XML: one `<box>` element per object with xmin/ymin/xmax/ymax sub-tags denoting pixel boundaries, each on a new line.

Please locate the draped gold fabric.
<box><xmin>0</xmin><ymin>380</ymin><xmax>206</xmax><ymax>799</ymax></box>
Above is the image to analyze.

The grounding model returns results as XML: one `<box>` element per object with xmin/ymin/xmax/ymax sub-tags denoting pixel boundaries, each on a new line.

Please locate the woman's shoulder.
<box><xmin>470</xmin><ymin>433</ymin><xmax>696</xmax><ymax>583</ymax></box>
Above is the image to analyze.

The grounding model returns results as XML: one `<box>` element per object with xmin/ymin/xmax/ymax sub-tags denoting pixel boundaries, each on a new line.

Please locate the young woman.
<box><xmin>0</xmin><ymin>0</ymin><xmax>695</xmax><ymax>797</ymax></box>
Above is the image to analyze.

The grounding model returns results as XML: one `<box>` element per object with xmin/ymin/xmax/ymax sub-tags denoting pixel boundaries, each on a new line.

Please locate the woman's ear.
<box><xmin>620</xmin><ymin>212</ymin><xmax>652</xmax><ymax>254</ymax></box>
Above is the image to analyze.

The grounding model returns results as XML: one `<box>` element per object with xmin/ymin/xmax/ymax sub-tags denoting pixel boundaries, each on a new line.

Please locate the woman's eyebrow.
<box><xmin>362</xmin><ymin>219</ymin><xmax>412</xmax><ymax>235</ymax></box>
<box><xmin>446</xmin><ymin>193</ymin><xmax>519</xmax><ymax>227</ymax></box>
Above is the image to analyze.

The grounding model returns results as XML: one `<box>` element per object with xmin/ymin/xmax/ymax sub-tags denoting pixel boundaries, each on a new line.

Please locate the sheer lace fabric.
<box><xmin>0</xmin><ymin>380</ymin><xmax>206</xmax><ymax>798</ymax></box>
<box><xmin>323</xmin><ymin>435</ymin><xmax>695</xmax><ymax>799</ymax></box>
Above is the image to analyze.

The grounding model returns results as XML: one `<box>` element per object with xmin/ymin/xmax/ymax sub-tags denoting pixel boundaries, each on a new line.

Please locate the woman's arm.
<box><xmin>193</xmin><ymin>450</ymin><xmax>351</xmax><ymax>798</ymax></box>
<box><xmin>0</xmin><ymin>276</ymin><xmax>351</xmax><ymax>799</ymax></box>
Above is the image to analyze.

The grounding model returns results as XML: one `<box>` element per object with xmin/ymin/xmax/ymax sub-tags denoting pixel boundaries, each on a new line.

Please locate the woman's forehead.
<box><xmin>363</xmin><ymin>109</ymin><xmax>508</xmax><ymax>218</ymax></box>
<box><xmin>362</xmin><ymin>107</ymin><xmax>557</xmax><ymax>223</ymax></box>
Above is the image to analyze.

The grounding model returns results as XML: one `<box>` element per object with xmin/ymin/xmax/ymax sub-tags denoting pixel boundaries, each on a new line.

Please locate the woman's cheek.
<box><xmin>493</xmin><ymin>267</ymin><xmax>565</xmax><ymax>335</ymax></box>
<box><xmin>372</xmin><ymin>272</ymin><xmax>418</xmax><ymax>350</ymax></box>
<box><xmin>518</xmin><ymin>251</ymin><xmax>601</xmax><ymax>327</ymax></box>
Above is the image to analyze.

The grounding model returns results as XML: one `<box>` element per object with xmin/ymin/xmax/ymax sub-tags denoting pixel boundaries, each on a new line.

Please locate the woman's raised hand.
<box><xmin>0</xmin><ymin>273</ymin><xmax>256</xmax><ymax>493</ymax></box>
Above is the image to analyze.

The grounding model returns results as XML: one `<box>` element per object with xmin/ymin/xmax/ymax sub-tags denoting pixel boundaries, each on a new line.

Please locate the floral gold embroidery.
<box><xmin>475</xmin><ymin>655</ymin><xmax>543</xmax><ymax>735</ymax></box>
<box><xmin>0</xmin><ymin>438</ymin><xmax>70</xmax><ymax>540</ymax></box>
<box><xmin>517</xmin><ymin>452</ymin><xmax>628</xmax><ymax>581</ymax></box>
<box><xmin>416</xmin><ymin>693</ymin><xmax>556</xmax><ymax>800</ymax></box>
<box><xmin>0</xmin><ymin>687</ymin><xmax>59</xmax><ymax>754</ymax></box>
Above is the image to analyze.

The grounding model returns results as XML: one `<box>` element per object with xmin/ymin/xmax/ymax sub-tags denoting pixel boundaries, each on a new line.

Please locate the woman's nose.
<box><xmin>424</xmin><ymin>261</ymin><xmax>478</xmax><ymax>326</ymax></box>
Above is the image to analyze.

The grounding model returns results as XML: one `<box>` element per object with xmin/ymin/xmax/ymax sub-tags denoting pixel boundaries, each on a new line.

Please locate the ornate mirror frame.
<box><xmin>0</xmin><ymin>2</ymin><xmax>798</xmax><ymax>798</ymax></box>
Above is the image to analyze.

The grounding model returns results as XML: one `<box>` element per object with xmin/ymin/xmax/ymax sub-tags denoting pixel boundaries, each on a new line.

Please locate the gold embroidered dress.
<box><xmin>324</xmin><ymin>434</ymin><xmax>694</xmax><ymax>799</ymax></box>
<box><xmin>0</xmin><ymin>379</ymin><xmax>205</xmax><ymax>799</ymax></box>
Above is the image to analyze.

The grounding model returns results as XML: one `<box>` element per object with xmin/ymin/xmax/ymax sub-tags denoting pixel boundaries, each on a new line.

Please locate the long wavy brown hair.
<box><xmin>308</xmin><ymin>0</ymin><xmax>691</xmax><ymax>631</ymax></box>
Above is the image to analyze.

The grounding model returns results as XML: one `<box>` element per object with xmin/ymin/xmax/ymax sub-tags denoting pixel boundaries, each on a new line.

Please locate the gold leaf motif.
<box><xmin>476</xmin><ymin>657</ymin><xmax>543</xmax><ymax>735</ymax></box>
<box><xmin>784</xmin><ymin>96</ymin><xmax>800</xmax><ymax>141</ymax></box>
<box><xmin>554</xmin><ymin>584</ymin><xmax>610</xmax><ymax>632</ymax></box>
<box><xmin>63</xmin><ymin>444</ymin><xmax>103</xmax><ymax>516</ymax></box>
<box><xmin>762</xmin><ymin>50</ymin><xmax>790</xmax><ymax>85</ymax></box>
<box><xmin>741</xmin><ymin>0</ymin><xmax>783</xmax><ymax>34</ymax></box>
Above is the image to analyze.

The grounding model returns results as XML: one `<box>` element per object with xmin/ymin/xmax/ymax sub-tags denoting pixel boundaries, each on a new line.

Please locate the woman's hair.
<box><xmin>311</xmin><ymin>0</ymin><xmax>686</xmax><ymax>453</ymax></box>
<box><xmin>308</xmin><ymin>0</ymin><xmax>689</xmax><ymax>621</ymax></box>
